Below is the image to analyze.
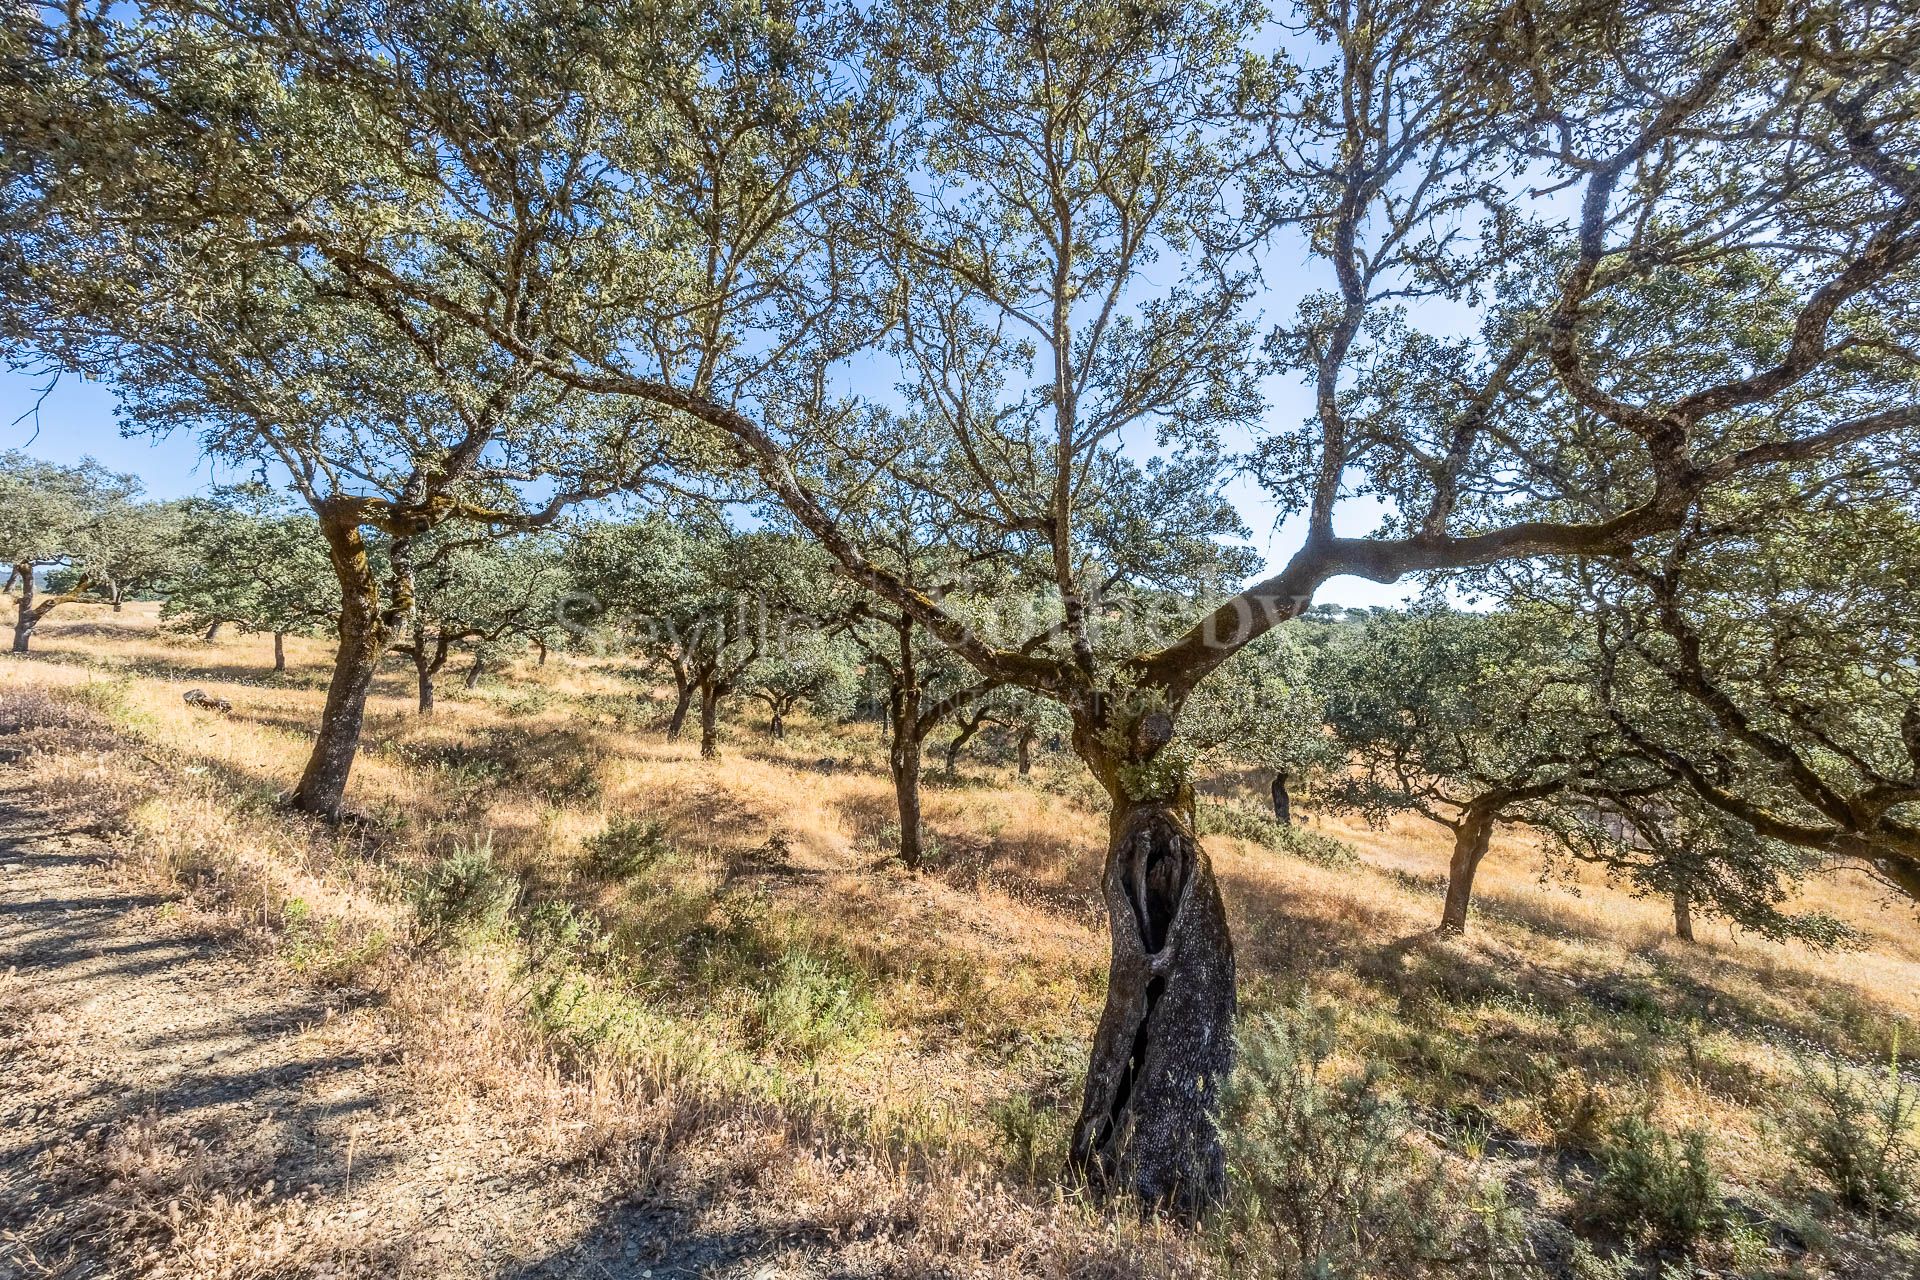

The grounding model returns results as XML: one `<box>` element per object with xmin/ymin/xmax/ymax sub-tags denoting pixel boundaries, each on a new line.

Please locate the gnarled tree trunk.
<box><xmin>204</xmin><ymin>620</ymin><xmax>223</xmax><ymax>642</ymax></box>
<box><xmin>665</xmin><ymin>668</ymin><xmax>694</xmax><ymax>740</ymax></box>
<box><xmin>11</xmin><ymin>566</ymin><xmax>36</xmax><ymax>654</ymax></box>
<box><xmin>1070</xmin><ymin>797</ymin><xmax>1235</xmax><ymax>1217</ymax></box>
<box><xmin>698</xmin><ymin>681</ymin><xmax>720</xmax><ymax>759</ymax></box>
<box><xmin>291</xmin><ymin>514</ymin><xmax>398</xmax><ymax>819</ymax></box>
<box><xmin>1440</xmin><ymin>802</ymin><xmax>1498</xmax><ymax>934</ymax></box>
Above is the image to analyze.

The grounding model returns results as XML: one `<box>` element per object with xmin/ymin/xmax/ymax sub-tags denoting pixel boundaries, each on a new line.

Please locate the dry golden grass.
<box><xmin>5</xmin><ymin>600</ymin><xmax>1918</xmax><ymax>1278</ymax></box>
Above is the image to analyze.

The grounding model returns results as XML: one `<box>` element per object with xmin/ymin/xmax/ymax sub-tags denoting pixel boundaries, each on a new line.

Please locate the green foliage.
<box><xmin>1789</xmin><ymin>1041</ymin><xmax>1920</xmax><ymax>1225</ymax></box>
<box><xmin>1197</xmin><ymin>800</ymin><xmax>1355</xmax><ymax>867</ymax></box>
<box><xmin>0</xmin><ymin>451</ymin><xmax>142</xmax><ymax>572</ymax></box>
<box><xmin>412</xmin><ymin>837</ymin><xmax>518</xmax><ymax>946</ymax></box>
<box><xmin>1583</xmin><ymin>1116</ymin><xmax>1725</xmax><ymax>1251</ymax></box>
<box><xmin>748</xmin><ymin>946</ymin><xmax>878</xmax><ymax>1059</ymax></box>
<box><xmin>161</xmin><ymin>485</ymin><xmax>337</xmax><ymax>640</ymax></box>
<box><xmin>581</xmin><ymin>816</ymin><xmax>676</xmax><ymax>881</ymax></box>
<box><xmin>1217</xmin><ymin>998</ymin><xmax>1522</xmax><ymax>1278</ymax></box>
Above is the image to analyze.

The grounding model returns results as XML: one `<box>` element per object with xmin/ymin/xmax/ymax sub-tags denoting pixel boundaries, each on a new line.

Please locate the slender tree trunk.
<box><xmin>11</xmin><ymin>566</ymin><xmax>36</xmax><ymax>654</ymax></box>
<box><xmin>1017</xmin><ymin>727</ymin><xmax>1034</xmax><ymax>776</ymax></box>
<box><xmin>1440</xmin><ymin>803</ymin><xmax>1498</xmax><ymax>934</ymax></box>
<box><xmin>273</xmin><ymin>630</ymin><xmax>287</xmax><ymax>673</ymax></box>
<box><xmin>666</xmin><ymin>669</ymin><xmax>693</xmax><ymax>740</ymax></box>
<box><xmin>415</xmin><ymin>646</ymin><xmax>435</xmax><ymax>715</ymax></box>
<box><xmin>204</xmin><ymin>620</ymin><xmax>223</xmax><ymax>642</ymax></box>
<box><xmin>110</xmin><ymin>583</ymin><xmax>124</xmax><ymax>612</ymax></box>
<box><xmin>291</xmin><ymin>516</ymin><xmax>393</xmax><ymax>818</ymax></box>
<box><xmin>1071</xmin><ymin>793</ymin><xmax>1235</xmax><ymax>1216</ymax></box>
<box><xmin>1271</xmin><ymin>770</ymin><xmax>1291</xmax><ymax>824</ymax></box>
<box><xmin>464</xmin><ymin>653</ymin><xmax>483</xmax><ymax>689</ymax></box>
<box><xmin>698</xmin><ymin>682</ymin><xmax>720</xmax><ymax>759</ymax></box>
<box><xmin>1672</xmin><ymin>875</ymin><xmax>1695</xmax><ymax>942</ymax></box>
<box><xmin>890</xmin><ymin>718</ymin><xmax>925</xmax><ymax>870</ymax></box>
<box><xmin>769</xmin><ymin>702</ymin><xmax>786</xmax><ymax>740</ymax></box>
<box><xmin>945</xmin><ymin>711</ymin><xmax>987</xmax><ymax>772</ymax></box>
<box><xmin>536</xmin><ymin>638</ymin><xmax>548</xmax><ymax>667</ymax></box>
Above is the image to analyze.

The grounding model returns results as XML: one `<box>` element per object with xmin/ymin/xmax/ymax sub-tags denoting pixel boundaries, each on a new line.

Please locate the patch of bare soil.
<box><xmin>0</xmin><ymin>786</ymin><xmax>852</xmax><ymax>1280</ymax></box>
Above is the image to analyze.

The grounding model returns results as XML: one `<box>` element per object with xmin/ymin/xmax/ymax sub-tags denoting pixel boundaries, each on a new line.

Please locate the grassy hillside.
<box><xmin>4</xmin><ymin>603</ymin><xmax>1916</xmax><ymax>1279</ymax></box>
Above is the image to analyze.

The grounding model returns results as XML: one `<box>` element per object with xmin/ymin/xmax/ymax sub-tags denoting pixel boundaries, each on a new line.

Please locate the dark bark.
<box><xmin>204</xmin><ymin>620</ymin><xmax>223</xmax><ymax>642</ymax></box>
<box><xmin>698</xmin><ymin>681</ymin><xmax>720</xmax><ymax>759</ymax></box>
<box><xmin>291</xmin><ymin>515</ymin><xmax>395</xmax><ymax>818</ymax></box>
<box><xmin>1439</xmin><ymin>802</ymin><xmax>1498</xmax><ymax>934</ymax></box>
<box><xmin>536</xmin><ymin>638</ymin><xmax>548</xmax><ymax>667</ymax></box>
<box><xmin>890</xmin><ymin>722</ymin><xmax>926</xmax><ymax>870</ymax></box>
<box><xmin>273</xmin><ymin>630</ymin><xmax>287</xmax><ymax>673</ymax></box>
<box><xmin>1017</xmin><ymin>727</ymin><xmax>1033</xmax><ymax>775</ymax></box>
<box><xmin>11</xmin><ymin>566</ymin><xmax>35</xmax><ymax>654</ymax></box>
<box><xmin>769</xmin><ymin>703</ymin><xmax>786</xmax><ymax>739</ymax></box>
<box><xmin>944</xmin><ymin>708</ymin><xmax>988</xmax><ymax>772</ymax></box>
<box><xmin>415</xmin><ymin>645</ymin><xmax>435</xmax><ymax>715</ymax></box>
<box><xmin>1070</xmin><ymin>798</ymin><xmax>1235</xmax><ymax>1217</ymax></box>
<box><xmin>665</xmin><ymin>667</ymin><xmax>694</xmax><ymax>740</ymax></box>
<box><xmin>1271</xmin><ymin>770</ymin><xmax>1291</xmax><ymax>825</ymax></box>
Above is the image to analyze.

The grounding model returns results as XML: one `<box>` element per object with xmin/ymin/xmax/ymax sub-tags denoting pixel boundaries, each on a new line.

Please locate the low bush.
<box><xmin>1216</xmin><ymin>997</ymin><xmax>1523</xmax><ymax>1278</ymax></box>
<box><xmin>1582</xmin><ymin>1114</ymin><xmax>1725</xmax><ymax>1250</ymax></box>
<box><xmin>412</xmin><ymin>835</ymin><xmax>518</xmax><ymax>946</ymax></box>
<box><xmin>581</xmin><ymin>815</ymin><xmax>675</xmax><ymax>881</ymax></box>
<box><xmin>1790</xmin><ymin>1039</ymin><xmax>1920</xmax><ymax>1226</ymax></box>
<box><xmin>750</xmin><ymin>945</ymin><xmax>878</xmax><ymax>1059</ymax></box>
<box><xmin>1199</xmin><ymin>800</ymin><xmax>1357</xmax><ymax>867</ymax></box>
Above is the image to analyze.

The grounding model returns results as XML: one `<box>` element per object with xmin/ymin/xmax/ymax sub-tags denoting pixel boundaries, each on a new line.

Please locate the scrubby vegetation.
<box><xmin>2</xmin><ymin>609</ymin><xmax>1915</xmax><ymax>1276</ymax></box>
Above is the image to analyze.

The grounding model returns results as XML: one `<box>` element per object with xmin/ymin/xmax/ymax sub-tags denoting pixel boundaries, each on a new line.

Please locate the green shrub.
<box><xmin>1199</xmin><ymin>801</ymin><xmax>1356</xmax><ymax>867</ymax></box>
<box><xmin>582</xmin><ymin>816</ymin><xmax>675</xmax><ymax>881</ymax></box>
<box><xmin>412</xmin><ymin>836</ymin><xmax>518</xmax><ymax>945</ymax></box>
<box><xmin>750</xmin><ymin>945</ymin><xmax>878</xmax><ymax>1059</ymax></box>
<box><xmin>1790</xmin><ymin>1039</ymin><xmax>1919</xmax><ymax>1226</ymax></box>
<box><xmin>1584</xmin><ymin>1115</ymin><xmax>1724</xmax><ymax>1250</ymax></box>
<box><xmin>1216</xmin><ymin>997</ymin><xmax>1521</xmax><ymax>1278</ymax></box>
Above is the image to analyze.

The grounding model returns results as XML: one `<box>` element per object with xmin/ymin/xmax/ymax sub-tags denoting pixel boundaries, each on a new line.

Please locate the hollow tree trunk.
<box><xmin>1017</xmin><ymin>728</ymin><xmax>1033</xmax><ymax>776</ymax></box>
<box><xmin>1271</xmin><ymin>770</ymin><xmax>1291</xmax><ymax>825</ymax></box>
<box><xmin>204</xmin><ymin>620</ymin><xmax>223</xmax><ymax>642</ymax></box>
<box><xmin>273</xmin><ymin>630</ymin><xmax>288</xmax><ymax>672</ymax></box>
<box><xmin>698</xmin><ymin>682</ymin><xmax>720</xmax><ymax>759</ymax></box>
<box><xmin>11</xmin><ymin>567</ymin><xmax>35</xmax><ymax>654</ymax></box>
<box><xmin>1672</xmin><ymin>875</ymin><xmax>1695</xmax><ymax>942</ymax></box>
<box><xmin>1440</xmin><ymin>802</ymin><xmax>1498</xmax><ymax>934</ymax></box>
<box><xmin>1071</xmin><ymin>797</ymin><xmax>1235</xmax><ymax>1217</ymax></box>
<box><xmin>291</xmin><ymin>516</ymin><xmax>390</xmax><ymax>819</ymax></box>
<box><xmin>665</xmin><ymin>671</ymin><xmax>693</xmax><ymax>741</ymax></box>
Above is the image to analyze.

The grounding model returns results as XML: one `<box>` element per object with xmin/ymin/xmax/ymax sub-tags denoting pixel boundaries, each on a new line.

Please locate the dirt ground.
<box><xmin>0</xmin><ymin>782</ymin><xmax>827</xmax><ymax>1280</ymax></box>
